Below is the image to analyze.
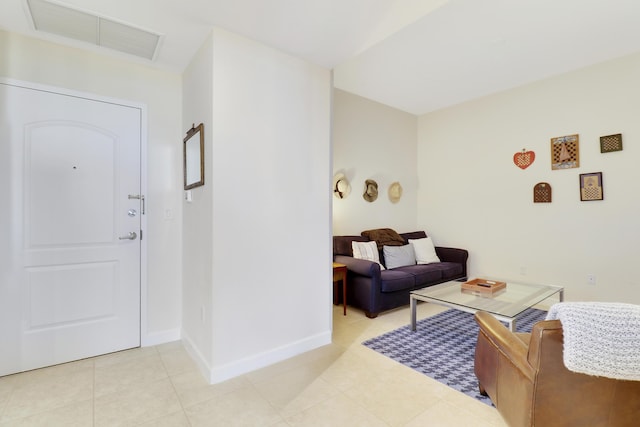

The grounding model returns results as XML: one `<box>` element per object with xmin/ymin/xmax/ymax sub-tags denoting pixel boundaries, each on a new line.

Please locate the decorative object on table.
<box><xmin>600</xmin><ymin>133</ymin><xmax>623</xmax><ymax>153</ymax></box>
<box><xmin>363</xmin><ymin>179</ymin><xmax>378</xmax><ymax>202</ymax></box>
<box><xmin>579</xmin><ymin>172</ymin><xmax>603</xmax><ymax>201</ymax></box>
<box><xmin>388</xmin><ymin>181</ymin><xmax>403</xmax><ymax>203</ymax></box>
<box><xmin>332</xmin><ymin>172</ymin><xmax>351</xmax><ymax>199</ymax></box>
<box><xmin>533</xmin><ymin>182</ymin><xmax>552</xmax><ymax>203</ymax></box>
<box><xmin>363</xmin><ymin>307</ymin><xmax>546</xmax><ymax>406</ymax></box>
<box><xmin>513</xmin><ymin>148</ymin><xmax>535</xmax><ymax>169</ymax></box>
<box><xmin>184</xmin><ymin>123</ymin><xmax>204</xmax><ymax>190</ymax></box>
<box><xmin>551</xmin><ymin>134</ymin><xmax>579</xmax><ymax>170</ymax></box>
<box><xmin>461</xmin><ymin>278</ymin><xmax>506</xmax><ymax>293</ymax></box>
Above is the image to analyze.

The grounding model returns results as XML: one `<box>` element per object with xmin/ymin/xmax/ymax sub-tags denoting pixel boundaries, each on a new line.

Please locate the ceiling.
<box><xmin>2</xmin><ymin>0</ymin><xmax>640</xmax><ymax>115</ymax></box>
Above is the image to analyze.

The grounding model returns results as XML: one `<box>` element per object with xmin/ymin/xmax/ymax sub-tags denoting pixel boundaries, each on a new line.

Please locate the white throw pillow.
<box><xmin>409</xmin><ymin>237</ymin><xmax>440</xmax><ymax>264</ymax></box>
<box><xmin>352</xmin><ymin>241</ymin><xmax>385</xmax><ymax>270</ymax></box>
<box><xmin>383</xmin><ymin>244</ymin><xmax>416</xmax><ymax>269</ymax></box>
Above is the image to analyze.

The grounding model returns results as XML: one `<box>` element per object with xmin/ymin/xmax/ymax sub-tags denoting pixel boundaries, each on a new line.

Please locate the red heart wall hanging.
<box><xmin>514</xmin><ymin>149</ymin><xmax>535</xmax><ymax>169</ymax></box>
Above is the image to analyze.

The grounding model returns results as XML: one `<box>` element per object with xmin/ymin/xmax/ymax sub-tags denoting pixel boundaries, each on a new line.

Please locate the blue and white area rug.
<box><xmin>363</xmin><ymin>308</ymin><xmax>546</xmax><ymax>405</ymax></box>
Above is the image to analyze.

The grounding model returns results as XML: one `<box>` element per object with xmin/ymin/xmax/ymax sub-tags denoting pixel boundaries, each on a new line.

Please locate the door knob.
<box><xmin>119</xmin><ymin>231</ymin><xmax>137</xmax><ymax>240</ymax></box>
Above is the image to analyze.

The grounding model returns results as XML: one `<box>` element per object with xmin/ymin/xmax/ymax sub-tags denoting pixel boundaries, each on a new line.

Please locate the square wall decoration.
<box><xmin>551</xmin><ymin>134</ymin><xmax>579</xmax><ymax>170</ymax></box>
<box><xmin>580</xmin><ymin>172</ymin><xmax>603</xmax><ymax>201</ymax></box>
<box><xmin>600</xmin><ymin>133</ymin><xmax>623</xmax><ymax>153</ymax></box>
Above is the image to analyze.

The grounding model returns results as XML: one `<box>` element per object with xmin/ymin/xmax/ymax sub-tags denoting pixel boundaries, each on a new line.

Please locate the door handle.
<box><xmin>119</xmin><ymin>231</ymin><xmax>137</xmax><ymax>240</ymax></box>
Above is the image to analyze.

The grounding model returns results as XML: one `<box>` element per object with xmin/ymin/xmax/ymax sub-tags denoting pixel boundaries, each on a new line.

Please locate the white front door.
<box><xmin>0</xmin><ymin>82</ymin><xmax>142</xmax><ymax>376</ymax></box>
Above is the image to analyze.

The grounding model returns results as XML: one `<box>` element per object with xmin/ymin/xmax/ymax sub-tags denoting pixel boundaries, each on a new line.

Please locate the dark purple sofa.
<box><xmin>333</xmin><ymin>231</ymin><xmax>468</xmax><ymax>318</ymax></box>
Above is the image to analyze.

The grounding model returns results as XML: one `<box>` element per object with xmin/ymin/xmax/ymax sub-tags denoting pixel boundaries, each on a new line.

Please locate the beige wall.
<box><xmin>417</xmin><ymin>52</ymin><xmax>640</xmax><ymax>303</ymax></box>
<box><xmin>0</xmin><ymin>30</ymin><xmax>183</xmax><ymax>343</ymax></box>
<box><xmin>332</xmin><ymin>89</ymin><xmax>418</xmax><ymax>236</ymax></box>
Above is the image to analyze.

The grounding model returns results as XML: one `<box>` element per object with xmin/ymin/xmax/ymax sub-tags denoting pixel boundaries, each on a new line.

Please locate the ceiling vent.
<box><xmin>26</xmin><ymin>0</ymin><xmax>161</xmax><ymax>60</ymax></box>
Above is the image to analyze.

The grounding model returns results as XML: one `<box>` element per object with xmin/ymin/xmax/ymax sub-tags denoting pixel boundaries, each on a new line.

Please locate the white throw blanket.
<box><xmin>546</xmin><ymin>302</ymin><xmax>640</xmax><ymax>381</ymax></box>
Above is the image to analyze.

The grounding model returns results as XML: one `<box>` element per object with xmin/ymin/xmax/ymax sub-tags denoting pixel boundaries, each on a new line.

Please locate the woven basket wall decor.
<box><xmin>533</xmin><ymin>182</ymin><xmax>552</xmax><ymax>203</ymax></box>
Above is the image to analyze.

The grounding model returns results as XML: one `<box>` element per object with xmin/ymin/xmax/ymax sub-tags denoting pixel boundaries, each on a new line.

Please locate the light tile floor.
<box><xmin>0</xmin><ymin>303</ymin><xmax>508</xmax><ymax>426</ymax></box>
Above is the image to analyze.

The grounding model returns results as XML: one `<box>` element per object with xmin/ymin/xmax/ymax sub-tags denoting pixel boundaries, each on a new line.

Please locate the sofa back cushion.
<box><xmin>333</xmin><ymin>231</ymin><xmax>430</xmax><ymax>260</ymax></box>
<box><xmin>333</xmin><ymin>235</ymin><xmax>368</xmax><ymax>256</ymax></box>
<box><xmin>399</xmin><ymin>231</ymin><xmax>427</xmax><ymax>241</ymax></box>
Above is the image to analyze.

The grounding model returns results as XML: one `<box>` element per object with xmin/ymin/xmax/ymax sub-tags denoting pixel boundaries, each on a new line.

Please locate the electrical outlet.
<box><xmin>587</xmin><ymin>274</ymin><xmax>596</xmax><ymax>285</ymax></box>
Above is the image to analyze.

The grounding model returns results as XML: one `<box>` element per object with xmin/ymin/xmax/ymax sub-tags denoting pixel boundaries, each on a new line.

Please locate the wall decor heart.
<box><xmin>514</xmin><ymin>149</ymin><xmax>535</xmax><ymax>169</ymax></box>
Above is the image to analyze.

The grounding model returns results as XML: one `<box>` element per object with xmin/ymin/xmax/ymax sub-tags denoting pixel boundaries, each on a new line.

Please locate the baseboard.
<box><xmin>141</xmin><ymin>328</ymin><xmax>181</xmax><ymax>347</ymax></box>
<box><xmin>181</xmin><ymin>332</ymin><xmax>214</xmax><ymax>383</ymax></box>
<box><xmin>208</xmin><ymin>330</ymin><xmax>331</xmax><ymax>384</ymax></box>
<box><xmin>182</xmin><ymin>330</ymin><xmax>331</xmax><ymax>384</ymax></box>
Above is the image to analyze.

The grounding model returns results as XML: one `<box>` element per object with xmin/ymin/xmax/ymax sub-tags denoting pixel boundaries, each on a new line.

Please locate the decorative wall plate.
<box><xmin>514</xmin><ymin>149</ymin><xmax>535</xmax><ymax>169</ymax></box>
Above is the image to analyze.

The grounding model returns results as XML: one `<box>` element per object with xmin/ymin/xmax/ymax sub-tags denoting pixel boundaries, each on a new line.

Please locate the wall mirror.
<box><xmin>184</xmin><ymin>123</ymin><xmax>204</xmax><ymax>190</ymax></box>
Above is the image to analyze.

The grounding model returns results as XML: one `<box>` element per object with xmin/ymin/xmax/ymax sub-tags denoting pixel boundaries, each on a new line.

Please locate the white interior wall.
<box><xmin>417</xmin><ymin>52</ymin><xmax>640</xmax><ymax>304</ymax></box>
<box><xmin>181</xmin><ymin>32</ymin><xmax>214</xmax><ymax>371</ymax></box>
<box><xmin>182</xmin><ymin>28</ymin><xmax>333</xmax><ymax>383</ymax></box>
<box><xmin>0</xmin><ymin>30</ymin><xmax>183</xmax><ymax>343</ymax></box>
<box><xmin>332</xmin><ymin>89</ymin><xmax>418</xmax><ymax>236</ymax></box>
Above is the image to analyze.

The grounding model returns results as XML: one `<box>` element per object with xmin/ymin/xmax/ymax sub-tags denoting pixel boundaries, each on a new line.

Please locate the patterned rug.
<box><xmin>363</xmin><ymin>307</ymin><xmax>546</xmax><ymax>405</ymax></box>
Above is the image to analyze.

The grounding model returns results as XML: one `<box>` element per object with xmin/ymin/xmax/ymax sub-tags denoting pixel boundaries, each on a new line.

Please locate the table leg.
<box><xmin>410</xmin><ymin>296</ymin><xmax>417</xmax><ymax>331</ymax></box>
<box><xmin>342</xmin><ymin>274</ymin><xmax>347</xmax><ymax>316</ymax></box>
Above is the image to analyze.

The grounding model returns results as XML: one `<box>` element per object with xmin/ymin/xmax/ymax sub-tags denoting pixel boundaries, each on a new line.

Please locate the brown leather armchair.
<box><xmin>473</xmin><ymin>311</ymin><xmax>640</xmax><ymax>427</ymax></box>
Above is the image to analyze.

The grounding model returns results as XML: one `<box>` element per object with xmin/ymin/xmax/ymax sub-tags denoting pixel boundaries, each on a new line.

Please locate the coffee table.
<box><xmin>410</xmin><ymin>279</ymin><xmax>564</xmax><ymax>332</ymax></box>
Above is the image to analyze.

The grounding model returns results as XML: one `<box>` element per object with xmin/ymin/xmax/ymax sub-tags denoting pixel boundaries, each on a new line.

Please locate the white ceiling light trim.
<box><xmin>26</xmin><ymin>0</ymin><xmax>162</xmax><ymax>60</ymax></box>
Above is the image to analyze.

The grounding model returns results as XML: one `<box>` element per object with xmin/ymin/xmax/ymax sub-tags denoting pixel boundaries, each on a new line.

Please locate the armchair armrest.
<box><xmin>474</xmin><ymin>311</ymin><xmax>535</xmax><ymax>382</ymax></box>
<box><xmin>334</xmin><ymin>255</ymin><xmax>381</xmax><ymax>277</ymax></box>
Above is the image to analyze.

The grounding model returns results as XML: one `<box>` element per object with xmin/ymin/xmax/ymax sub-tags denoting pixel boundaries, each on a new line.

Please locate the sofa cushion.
<box><xmin>409</xmin><ymin>237</ymin><xmax>441</xmax><ymax>264</ymax></box>
<box><xmin>383</xmin><ymin>244</ymin><xmax>416</xmax><ymax>269</ymax></box>
<box><xmin>379</xmin><ymin>269</ymin><xmax>416</xmax><ymax>293</ymax></box>
<box><xmin>361</xmin><ymin>228</ymin><xmax>405</xmax><ymax>249</ymax></box>
<box><xmin>434</xmin><ymin>262</ymin><xmax>464</xmax><ymax>280</ymax></box>
<box><xmin>352</xmin><ymin>241</ymin><xmax>385</xmax><ymax>270</ymax></box>
<box><xmin>397</xmin><ymin>263</ymin><xmax>443</xmax><ymax>285</ymax></box>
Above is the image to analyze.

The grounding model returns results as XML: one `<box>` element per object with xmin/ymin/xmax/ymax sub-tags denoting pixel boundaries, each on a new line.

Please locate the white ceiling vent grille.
<box><xmin>26</xmin><ymin>0</ymin><xmax>161</xmax><ymax>60</ymax></box>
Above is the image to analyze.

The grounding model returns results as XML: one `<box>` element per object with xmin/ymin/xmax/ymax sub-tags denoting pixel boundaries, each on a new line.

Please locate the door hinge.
<box><xmin>140</xmin><ymin>229</ymin><xmax>143</xmax><ymax>241</ymax></box>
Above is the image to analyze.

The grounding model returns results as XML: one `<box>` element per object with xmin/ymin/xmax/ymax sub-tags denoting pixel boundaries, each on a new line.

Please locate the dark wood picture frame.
<box><xmin>579</xmin><ymin>172</ymin><xmax>603</xmax><ymax>201</ymax></box>
<box><xmin>184</xmin><ymin>123</ymin><xmax>204</xmax><ymax>190</ymax></box>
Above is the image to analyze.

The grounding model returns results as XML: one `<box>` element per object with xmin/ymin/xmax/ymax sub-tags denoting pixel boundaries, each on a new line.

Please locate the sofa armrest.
<box><xmin>334</xmin><ymin>255</ymin><xmax>381</xmax><ymax>277</ymax></box>
<box><xmin>435</xmin><ymin>246</ymin><xmax>468</xmax><ymax>264</ymax></box>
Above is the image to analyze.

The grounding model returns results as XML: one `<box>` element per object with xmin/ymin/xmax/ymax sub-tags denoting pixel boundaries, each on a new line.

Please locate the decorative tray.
<box><xmin>461</xmin><ymin>278</ymin><xmax>506</xmax><ymax>293</ymax></box>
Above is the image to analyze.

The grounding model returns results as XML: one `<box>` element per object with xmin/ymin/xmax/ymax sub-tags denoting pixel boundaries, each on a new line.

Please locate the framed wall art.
<box><xmin>600</xmin><ymin>133</ymin><xmax>623</xmax><ymax>153</ymax></box>
<box><xmin>551</xmin><ymin>134</ymin><xmax>579</xmax><ymax>170</ymax></box>
<box><xmin>579</xmin><ymin>172</ymin><xmax>603</xmax><ymax>201</ymax></box>
<box><xmin>184</xmin><ymin>123</ymin><xmax>205</xmax><ymax>190</ymax></box>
